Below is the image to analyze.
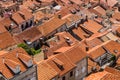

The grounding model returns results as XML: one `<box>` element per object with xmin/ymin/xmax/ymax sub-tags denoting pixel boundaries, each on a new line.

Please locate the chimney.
<box><xmin>65</xmin><ymin>37</ymin><xmax>73</xmax><ymax>46</ymax></box>
<box><xmin>43</xmin><ymin>48</ymin><xmax>48</xmax><ymax>60</ymax></box>
<box><xmin>2</xmin><ymin>57</ymin><xmax>5</xmax><ymax>64</ymax></box>
<box><xmin>58</xmin><ymin>14</ymin><xmax>62</xmax><ymax>19</ymax></box>
<box><xmin>86</xmin><ymin>46</ymin><xmax>89</xmax><ymax>51</ymax></box>
<box><xmin>57</xmin><ymin>35</ymin><xmax>60</xmax><ymax>40</ymax></box>
<box><xmin>85</xmin><ymin>15</ymin><xmax>88</xmax><ymax>22</ymax></box>
<box><xmin>16</xmin><ymin>51</ymin><xmax>19</xmax><ymax>58</ymax></box>
<box><xmin>98</xmin><ymin>0</ymin><xmax>100</xmax><ymax>4</ymax></box>
<box><xmin>13</xmin><ymin>0</ymin><xmax>16</xmax><ymax>3</ymax></box>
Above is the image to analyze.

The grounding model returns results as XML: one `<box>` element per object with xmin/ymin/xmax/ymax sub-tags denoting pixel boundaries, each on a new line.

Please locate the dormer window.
<box><xmin>13</xmin><ymin>65</ymin><xmax>21</xmax><ymax>74</ymax></box>
<box><xmin>52</xmin><ymin>58</ymin><xmax>64</xmax><ymax>71</ymax></box>
<box><xmin>21</xmin><ymin>58</ymin><xmax>33</xmax><ymax>68</ymax></box>
<box><xmin>18</xmin><ymin>53</ymin><xmax>33</xmax><ymax>68</ymax></box>
<box><xmin>9</xmin><ymin>65</ymin><xmax>21</xmax><ymax>74</ymax></box>
<box><xmin>27</xmin><ymin>59</ymin><xmax>33</xmax><ymax>67</ymax></box>
<box><xmin>5</xmin><ymin>59</ymin><xmax>21</xmax><ymax>74</ymax></box>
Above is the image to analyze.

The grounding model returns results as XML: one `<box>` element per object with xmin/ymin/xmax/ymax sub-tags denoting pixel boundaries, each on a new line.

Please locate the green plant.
<box><xmin>18</xmin><ymin>43</ymin><xmax>41</xmax><ymax>55</ymax></box>
<box><xmin>110</xmin><ymin>54</ymin><xmax>116</xmax><ymax>61</ymax></box>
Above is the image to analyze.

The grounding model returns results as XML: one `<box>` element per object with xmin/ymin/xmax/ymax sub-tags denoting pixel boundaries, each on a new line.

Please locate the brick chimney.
<box><xmin>86</xmin><ymin>46</ymin><xmax>89</xmax><ymax>51</ymax></box>
<box><xmin>43</xmin><ymin>48</ymin><xmax>48</xmax><ymax>60</ymax></box>
<box><xmin>58</xmin><ymin>14</ymin><xmax>62</xmax><ymax>19</ymax></box>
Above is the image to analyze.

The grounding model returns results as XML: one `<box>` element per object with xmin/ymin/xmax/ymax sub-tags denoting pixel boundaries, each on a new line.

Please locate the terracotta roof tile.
<box><xmin>112</xmin><ymin>12</ymin><xmax>120</xmax><ymax>21</ymax></box>
<box><xmin>101</xmin><ymin>73</ymin><xmax>120</xmax><ymax>80</ymax></box>
<box><xmin>87</xmin><ymin>46</ymin><xmax>106</xmax><ymax>59</ymax></box>
<box><xmin>33</xmin><ymin>11</ymin><xmax>45</xmax><ymax>22</ymax></box>
<box><xmin>104</xmin><ymin>67</ymin><xmax>120</xmax><ymax>76</ymax></box>
<box><xmin>103</xmin><ymin>40</ymin><xmax>120</xmax><ymax>57</ymax></box>
<box><xmin>85</xmin><ymin>71</ymin><xmax>108</xmax><ymax>80</ymax></box>
<box><xmin>42</xmin><ymin>32</ymin><xmax>78</xmax><ymax>56</ymax></box>
<box><xmin>0</xmin><ymin>22</ymin><xmax>7</xmax><ymax>33</ymax></box>
<box><xmin>14</xmin><ymin>27</ymin><xmax>42</xmax><ymax>43</ymax></box>
<box><xmin>46</xmin><ymin>53</ymin><xmax>76</xmax><ymax>76</ymax></box>
<box><xmin>19</xmin><ymin>8</ymin><xmax>33</xmax><ymax>20</ymax></box>
<box><xmin>93</xmin><ymin>6</ymin><xmax>106</xmax><ymax>16</ymax></box>
<box><xmin>63</xmin><ymin>44</ymin><xmax>87</xmax><ymax>63</ymax></box>
<box><xmin>72</xmin><ymin>27</ymin><xmax>89</xmax><ymax>40</ymax></box>
<box><xmin>88</xmin><ymin>58</ymin><xmax>100</xmax><ymax>73</ymax></box>
<box><xmin>11</xmin><ymin>12</ymin><xmax>25</xmax><ymax>24</ymax></box>
<box><xmin>37</xmin><ymin>17</ymin><xmax>66</xmax><ymax>36</ymax></box>
<box><xmin>101</xmin><ymin>0</ymin><xmax>118</xmax><ymax>7</ymax></box>
<box><xmin>37</xmin><ymin>61</ymin><xmax>58</xmax><ymax>80</ymax></box>
<box><xmin>0</xmin><ymin>48</ymin><xmax>35</xmax><ymax>79</ymax></box>
<box><xmin>0</xmin><ymin>32</ymin><xmax>16</xmax><ymax>49</ymax></box>
<box><xmin>80</xmin><ymin>20</ymin><xmax>103</xmax><ymax>33</ymax></box>
<box><xmin>0</xmin><ymin>17</ymin><xmax>17</xmax><ymax>29</ymax></box>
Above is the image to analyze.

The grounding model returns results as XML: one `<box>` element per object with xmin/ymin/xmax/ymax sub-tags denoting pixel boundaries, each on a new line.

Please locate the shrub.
<box><xmin>18</xmin><ymin>43</ymin><xmax>41</xmax><ymax>55</ymax></box>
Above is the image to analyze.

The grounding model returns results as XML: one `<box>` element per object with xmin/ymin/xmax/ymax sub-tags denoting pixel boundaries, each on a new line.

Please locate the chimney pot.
<box><xmin>86</xmin><ymin>46</ymin><xmax>89</xmax><ymax>51</ymax></box>
<box><xmin>58</xmin><ymin>14</ymin><xmax>62</xmax><ymax>19</ymax></box>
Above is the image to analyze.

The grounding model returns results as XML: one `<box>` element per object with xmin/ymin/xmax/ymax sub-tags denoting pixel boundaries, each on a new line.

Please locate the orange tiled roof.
<box><xmin>80</xmin><ymin>20</ymin><xmax>103</xmax><ymax>33</ymax></box>
<box><xmin>0</xmin><ymin>48</ymin><xmax>35</xmax><ymax>79</ymax></box>
<box><xmin>112</xmin><ymin>12</ymin><xmax>120</xmax><ymax>21</ymax></box>
<box><xmin>85</xmin><ymin>71</ymin><xmax>108</xmax><ymax>80</ymax></box>
<box><xmin>93</xmin><ymin>6</ymin><xmax>106</xmax><ymax>16</ymax></box>
<box><xmin>33</xmin><ymin>11</ymin><xmax>45</xmax><ymax>22</ymax></box>
<box><xmin>86</xmin><ymin>66</ymin><xmax>120</xmax><ymax>80</ymax></box>
<box><xmin>103</xmin><ymin>40</ymin><xmax>120</xmax><ymax>57</ymax></box>
<box><xmin>105</xmin><ymin>67</ymin><xmax>120</xmax><ymax>76</ymax></box>
<box><xmin>0</xmin><ymin>17</ymin><xmax>17</xmax><ymax>29</ymax></box>
<box><xmin>88</xmin><ymin>58</ymin><xmax>100</xmax><ymax>73</ymax></box>
<box><xmin>11</xmin><ymin>12</ymin><xmax>25</xmax><ymax>24</ymax></box>
<box><xmin>101</xmin><ymin>0</ymin><xmax>118</xmax><ymax>7</ymax></box>
<box><xmin>116</xmin><ymin>57</ymin><xmax>120</xmax><ymax>65</ymax></box>
<box><xmin>63</xmin><ymin>44</ymin><xmax>87</xmax><ymax>63</ymax></box>
<box><xmin>0</xmin><ymin>32</ymin><xmax>16</xmax><ymax>49</ymax></box>
<box><xmin>46</xmin><ymin>53</ymin><xmax>76</xmax><ymax>76</ymax></box>
<box><xmin>19</xmin><ymin>8</ymin><xmax>33</xmax><ymax>20</ymax></box>
<box><xmin>0</xmin><ymin>22</ymin><xmax>7</xmax><ymax>33</ymax></box>
<box><xmin>70</xmin><ymin>0</ymin><xmax>83</xmax><ymax>5</ymax></box>
<box><xmin>14</xmin><ymin>27</ymin><xmax>42</xmax><ymax>43</ymax></box>
<box><xmin>72</xmin><ymin>27</ymin><xmax>88</xmax><ymax>40</ymax></box>
<box><xmin>79</xmin><ymin>38</ymin><xmax>103</xmax><ymax>52</ymax></box>
<box><xmin>42</xmin><ymin>32</ymin><xmax>78</xmax><ymax>56</ymax></box>
<box><xmin>101</xmin><ymin>73</ymin><xmax>120</xmax><ymax>80</ymax></box>
<box><xmin>87</xmin><ymin>45</ymin><xmax>106</xmax><ymax>59</ymax></box>
<box><xmin>37</xmin><ymin>61</ymin><xmax>58</xmax><ymax>80</ymax></box>
<box><xmin>37</xmin><ymin>17</ymin><xmax>66</xmax><ymax>36</ymax></box>
<box><xmin>62</xmin><ymin>14</ymin><xmax>82</xmax><ymax>26</ymax></box>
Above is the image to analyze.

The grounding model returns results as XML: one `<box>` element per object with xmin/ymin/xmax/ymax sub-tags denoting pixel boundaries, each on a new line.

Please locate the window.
<box><xmin>52</xmin><ymin>78</ymin><xmax>56</xmax><ymax>80</ymax></box>
<box><xmin>62</xmin><ymin>76</ymin><xmax>65</xmax><ymax>80</ymax></box>
<box><xmin>75</xmin><ymin>70</ymin><xmax>79</xmax><ymax>77</ymax></box>
<box><xmin>82</xmin><ymin>66</ymin><xmax>86</xmax><ymax>73</ymax></box>
<box><xmin>70</xmin><ymin>71</ymin><xmax>73</xmax><ymax>77</ymax></box>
